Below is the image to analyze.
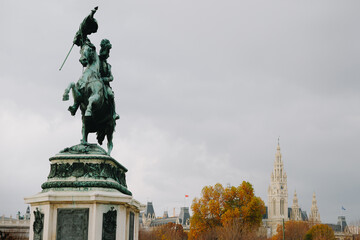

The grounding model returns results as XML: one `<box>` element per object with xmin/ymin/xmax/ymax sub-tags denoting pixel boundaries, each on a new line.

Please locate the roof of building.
<box><xmin>337</xmin><ymin>216</ymin><xmax>347</xmax><ymax>230</ymax></box>
<box><xmin>150</xmin><ymin>217</ymin><xmax>178</xmax><ymax>227</ymax></box>
<box><xmin>300</xmin><ymin>209</ymin><xmax>308</xmax><ymax>221</ymax></box>
<box><xmin>178</xmin><ymin>207</ymin><xmax>190</xmax><ymax>225</ymax></box>
<box><xmin>144</xmin><ymin>202</ymin><xmax>155</xmax><ymax>217</ymax></box>
<box><xmin>325</xmin><ymin>216</ymin><xmax>348</xmax><ymax>233</ymax></box>
<box><xmin>327</xmin><ymin>224</ymin><xmax>342</xmax><ymax>232</ymax></box>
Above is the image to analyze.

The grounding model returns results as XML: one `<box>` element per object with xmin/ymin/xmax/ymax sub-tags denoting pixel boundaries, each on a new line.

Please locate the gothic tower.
<box><xmin>309</xmin><ymin>192</ymin><xmax>321</xmax><ymax>223</ymax></box>
<box><xmin>268</xmin><ymin>141</ymin><xmax>288</xmax><ymax>223</ymax></box>
<box><xmin>290</xmin><ymin>190</ymin><xmax>301</xmax><ymax>221</ymax></box>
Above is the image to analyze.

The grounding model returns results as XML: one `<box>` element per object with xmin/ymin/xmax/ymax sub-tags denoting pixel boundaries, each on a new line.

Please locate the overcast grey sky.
<box><xmin>1</xmin><ymin>0</ymin><xmax>360</xmax><ymax>224</ymax></box>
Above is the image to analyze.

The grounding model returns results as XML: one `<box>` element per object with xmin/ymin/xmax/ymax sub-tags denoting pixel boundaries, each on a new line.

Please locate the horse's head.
<box><xmin>79</xmin><ymin>43</ymin><xmax>97</xmax><ymax>67</ymax></box>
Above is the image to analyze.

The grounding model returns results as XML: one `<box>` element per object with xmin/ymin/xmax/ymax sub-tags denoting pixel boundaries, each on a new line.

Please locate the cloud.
<box><xmin>112</xmin><ymin>119</ymin><xmax>240</xmax><ymax>213</ymax></box>
<box><xmin>1</xmin><ymin>0</ymin><xmax>360</xmax><ymax>223</ymax></box>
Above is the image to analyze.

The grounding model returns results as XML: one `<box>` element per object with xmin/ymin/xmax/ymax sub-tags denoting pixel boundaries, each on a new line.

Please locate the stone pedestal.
<box><xmin>25</xmin><ymin>144</ymin><xmax>144</xmax><ymax>240</ymax></box>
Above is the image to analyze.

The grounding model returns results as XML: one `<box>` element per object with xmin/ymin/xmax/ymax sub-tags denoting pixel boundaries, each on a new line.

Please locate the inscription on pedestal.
<box><xmin>102</xmin><ymin>208</ymin><xmax>117</xmax><ymax>240</ymax></box>
<box><xmin>56</xmin><ymin>208</ymin><xmax>89</xmax><ymax>240</ymax></box>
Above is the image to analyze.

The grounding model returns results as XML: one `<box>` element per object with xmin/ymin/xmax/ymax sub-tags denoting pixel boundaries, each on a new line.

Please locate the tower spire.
<box><xmin>276</xmin><ymin>137</ymin><xmax>281</xmax><ymax>155</ymax></box>
<box><xmin>309</xmin><ymin>192</ymin><xmax>321</xmax><ymax>223</ymax></box>
<box><xmin>268</xmin><ymin>140</ymin><xmax>288</xmax><ymax>229</ymax></box>
<box><xmin>291</xmin><ymin>190</ymin><xmax>301</xmax><ymax>220</ymax></box>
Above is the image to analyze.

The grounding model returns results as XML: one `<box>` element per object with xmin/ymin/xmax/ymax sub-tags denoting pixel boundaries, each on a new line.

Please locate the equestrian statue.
<box><xmin>62</xmin><ymin>7</ymin><xmax>119</xmax><ymax>155</ymax></box>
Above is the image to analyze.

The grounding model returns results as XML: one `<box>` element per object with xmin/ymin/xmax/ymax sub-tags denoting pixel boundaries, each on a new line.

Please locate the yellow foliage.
<box><xmin>271</xmin><ymin>220</ymin><xmax>310</xmax><ymax>240</ymax></box>
<box><xmin>305</xmin><ymin>224</ymin><xmax>336</xmax><ymax>240</ymax></box>
<box><xmin>189</xmin><ymin>181</ymin><xmax>266</xmax><ymax>239</ymax></box>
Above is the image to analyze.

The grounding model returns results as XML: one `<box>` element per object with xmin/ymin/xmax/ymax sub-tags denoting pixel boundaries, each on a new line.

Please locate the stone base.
<box><xmin>25</xmin><ymin>190</ymin><xmax>143</xmax><ymax>240</ymax></box>
<box><xmin>24</xmin><ymin>144</ymin><xmax>145</xmax><ymax>240</ymax></box>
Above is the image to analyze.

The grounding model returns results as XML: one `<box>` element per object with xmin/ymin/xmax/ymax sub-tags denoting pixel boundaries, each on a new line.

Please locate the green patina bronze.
<box><xmin>47</xmin><ymin>162</ymin><xmax>127</xmax><ymax>187</ymax></box>
<box><xmin>41</xmin><ymin>144</ymin><xmax>132</xmax><ymax>195</ymax></box>
<box><xmin>56</xmin><ymin>209</ymin><xmax>89</xmax><ymax>240</ymax></box>
<box><xmin>41</xmin><ymin>181</ymin><xmax>132</xmax><ymax>196</ymax></box>
<box><xmin>62</xmin><ymin>7</ymin><xmax>119</xmax><ymax>155</ymax></box>
<box><xmin>60</xmin><ymin>143</ymin><xmax>109</xmax><ymax>155</ymax></box>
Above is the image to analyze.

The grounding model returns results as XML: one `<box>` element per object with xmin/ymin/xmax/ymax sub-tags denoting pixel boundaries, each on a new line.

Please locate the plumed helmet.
<box><xmin>100</xmin><ymin>39</ymin><xmax>112</xmax><ymax>50</ymax></box>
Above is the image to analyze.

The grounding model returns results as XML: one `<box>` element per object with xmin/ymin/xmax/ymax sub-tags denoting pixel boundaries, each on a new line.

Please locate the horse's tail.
<box><xmin>96</xmin><ymin>119</ymin><xmax>116</xmax><ymax>145</ymax></box>
<box><xmin>97</xmin><ymin>130</ymin><xmax>106</xmax><ymax>145</ymax></box>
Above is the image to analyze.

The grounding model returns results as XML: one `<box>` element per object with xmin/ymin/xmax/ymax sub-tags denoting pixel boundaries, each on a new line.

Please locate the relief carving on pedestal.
<box><xmin>102</xmin><ymin>207</ymin><xmax>117</xmax><ymax>240</ymax></box>
<box><xmin>33</xmin><ymin>208</ymin><xmax>44</xmax><ymax>240</ymax></box>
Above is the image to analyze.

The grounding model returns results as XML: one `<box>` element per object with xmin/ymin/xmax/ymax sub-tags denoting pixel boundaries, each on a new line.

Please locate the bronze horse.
<box><xmin>63</xmin><ymin>43</ymin><xmax>115</xmax><ymax>154</ymax></box>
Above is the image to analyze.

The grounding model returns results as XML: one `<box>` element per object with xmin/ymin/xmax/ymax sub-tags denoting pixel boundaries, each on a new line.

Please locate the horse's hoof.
<box><xmin>63</xmin><ymin>95</ymin><xmax>69</xmax><ymax>101</ymax></box>
<box><xmin>68</xmin><ymin>106</ymin><xmax>77</xmax><ymax>116</ymax></box>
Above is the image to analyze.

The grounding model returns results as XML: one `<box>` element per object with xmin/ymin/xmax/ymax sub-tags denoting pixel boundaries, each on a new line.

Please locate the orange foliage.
<box><xmin>271</xmin><ymin>220</ymin><xmax>310</xmax><ymax>240</ymax></box>
<box><xmin>189</xmin><ymin>182</ymin><xmax>265</xmax><ymax>239</ymax></box>
<box><xmin>139</xmin><ymin>223</ymin><xmax>187</xmax><ymax>240</ymax></box>
<box><xmin>304</xmin><ymin>224</ymin><xmax>335</xmax><ymax>240</ymax></box>
<box><xmin>155</xmin><ymin>222</ymin><xmax>188</xmax><ymax>240</ymax></box>
<box><xmin>217</xmin><ymin>220</ymin><xmax>259</xmax><ymax>240</ymax></box>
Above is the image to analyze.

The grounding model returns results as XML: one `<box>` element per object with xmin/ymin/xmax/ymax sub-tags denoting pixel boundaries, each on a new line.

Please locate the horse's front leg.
<box><xmin>68</xmin><ymin>85</ymin><xmax>82</xmax><ymax>116</ymax></box>
<box><xmin>62</xmin><ymin>82</ymin><xmax>75</xmax><ymax>101</ymax></box>
<box><xmin>63</xmin><ymin>82</ymin><xmax>82</xmax><ymax>116</ymax></box>
<box><xmin>85</xmin><ymin>93</ymin><xmax>100</xmax><ymax>117</ymax></box>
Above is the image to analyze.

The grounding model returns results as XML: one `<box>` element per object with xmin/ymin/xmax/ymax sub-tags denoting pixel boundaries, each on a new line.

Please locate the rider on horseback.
<box><xmin>62</xmin><ymin>7</ymin><xmax>118</xmax><ymax>155</ymax></box>
<box><xmin>99</xmin><ymin>39</ymin><xmax>120</xmax><ymax>120</ymax></box>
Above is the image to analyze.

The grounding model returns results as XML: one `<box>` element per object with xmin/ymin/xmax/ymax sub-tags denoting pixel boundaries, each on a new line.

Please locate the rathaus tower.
<box><xmin>267</xmin><ymin>141</ymin><xmax>289</xmax><ymax>233</ymax></box>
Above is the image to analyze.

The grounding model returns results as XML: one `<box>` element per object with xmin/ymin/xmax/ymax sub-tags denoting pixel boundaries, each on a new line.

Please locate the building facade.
<box><xmin>0</xmin><ymin>207</ymin><xmax>30</xmax><ymax>240</ymax></box>
<box><xmin>263</xmin><ymin>142</ymin><xmax>310</xmax><ymax>236</ymax></box>
<box><xmin>264</xmin><ymin>142</ymin><xmax>289</xmax><ymax>235</ymax></box>
<box><xmin>140</xmin><ymin>202</ymin><xmax>190</xmax><ymax>230</ymax></box>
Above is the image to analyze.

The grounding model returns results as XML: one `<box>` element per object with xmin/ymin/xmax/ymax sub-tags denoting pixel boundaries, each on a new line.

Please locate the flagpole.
<box><xmin>59</xmin><ymin>43</ymin><xmax>75</xmax><ymax>71</ymax></box>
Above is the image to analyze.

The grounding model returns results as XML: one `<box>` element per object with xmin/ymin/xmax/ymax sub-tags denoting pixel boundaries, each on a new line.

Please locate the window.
<box><xmin>280</xmin><ymin>199</ymin><xmax>284</xmax><ymax>215</ymax></box>
<box><xmin>273</xmin><ymin>199</ymin><xmax>276</xmax><ymax>216</ymax></box>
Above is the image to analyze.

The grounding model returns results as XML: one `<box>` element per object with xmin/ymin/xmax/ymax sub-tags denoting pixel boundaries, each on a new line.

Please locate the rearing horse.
<box><xmin>63</xmin><ymin>43</ymin><xmax>115</xmax><ymax>154</ymax></box>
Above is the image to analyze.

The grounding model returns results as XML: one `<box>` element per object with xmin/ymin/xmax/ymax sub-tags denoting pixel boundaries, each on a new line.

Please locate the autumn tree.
<box><xmin>271</xmin><ymin>220</ymin><xmax>310</xmax><ymax>240</ymax></box>
<box><xmin>155</xmin><ymin>222</ymin><xmax>188</xmax><ymax>240</ymax></box>
<box><xmin>304</xmin><ymin>224</ymin><xmax>336</xmax><ymax>240</ymax></box>
<box><xmin>139</xmin><ymin>223</ymin><xmax>187</xmax><ymax>240</ymax></box>
<box><xmin>217</xmin><ymin>219</ymin><xmax>259</xmax><ymax>240</ymax></box>
<box><xmin>139</xmin><ymin>227</ymin><xmax>156</xmax><ymax>240</ymax></box>
<box><xmin>189</xmin><ymin>182</ymin><xmax>266</xmax><ymax>240</ymax></box>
